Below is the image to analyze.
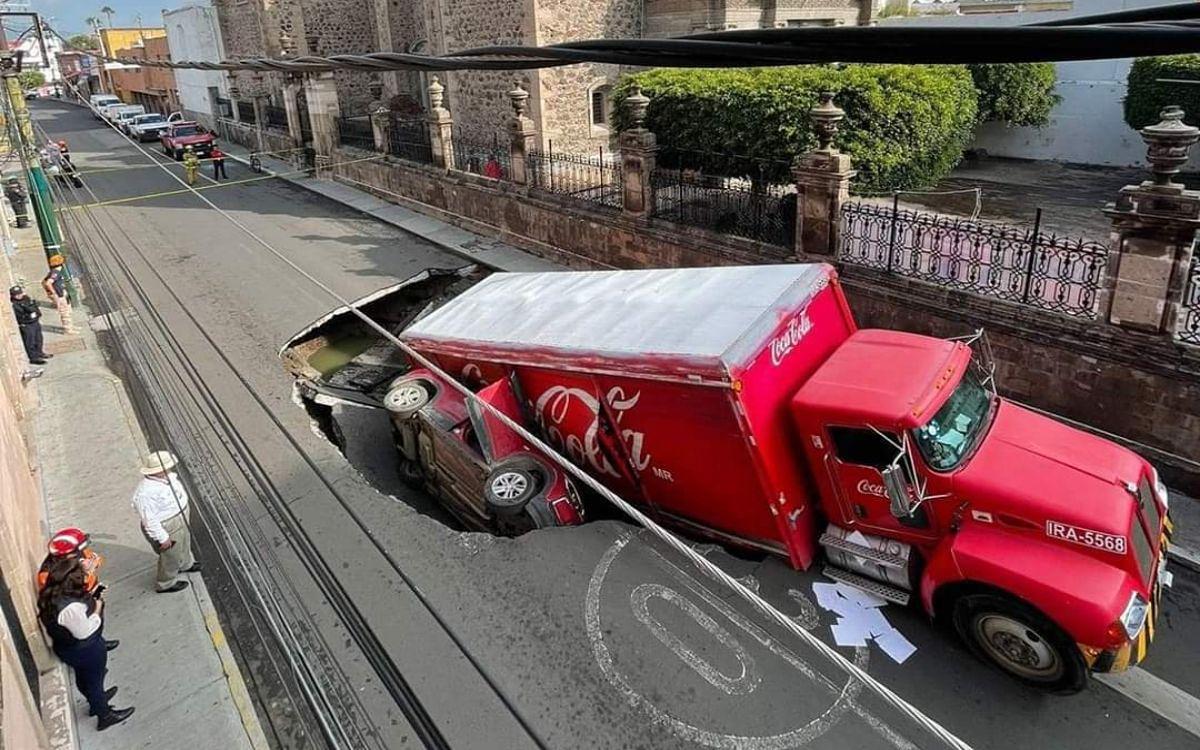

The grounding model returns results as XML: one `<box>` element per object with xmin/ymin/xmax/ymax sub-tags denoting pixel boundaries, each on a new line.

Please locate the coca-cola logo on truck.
<box><xmin>535</xmin><ymin>385</ymin><xmax>651</xmax><ymax>479</ymax></box>
<box><xmin>769</xmin><ymin>310</ymin><xmax>813</xmax><ymax>367</ymax></box>
<box><xmin>857</xmin><ymin>479</ymin><xmax>887</xmax><ymax>498</ymax></box>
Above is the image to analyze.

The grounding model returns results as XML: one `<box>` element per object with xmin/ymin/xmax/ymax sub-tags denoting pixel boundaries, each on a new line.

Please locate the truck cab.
<box><xmin>793</xmin><ymin>329</ymin><xmax>1169</xmax><ymax>692</ymax></box>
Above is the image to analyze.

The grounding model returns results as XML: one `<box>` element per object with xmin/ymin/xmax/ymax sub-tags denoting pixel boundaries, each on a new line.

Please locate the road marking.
<box><xmin>585</xmin><ymin>533</ymin><xmax>917</xmax><ymax>749</ymax></box>
<box><xmin>1095</xmin><ymin>667</ymin><xmax>1200</xmax><ymax>739</ymax></box>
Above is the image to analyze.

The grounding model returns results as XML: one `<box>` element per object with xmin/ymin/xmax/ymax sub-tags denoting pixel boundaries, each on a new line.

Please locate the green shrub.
<box><xmin>613</xmin><ymin>65</ymin><xmax>979</xmax><ymax>193</ymax></box>
<box><xmin>1125</xmin><ymin>55</ymin><xmax>1200</xmax><ymax>130</ymax></box>
<box><xmin>967</xmin><ymin>63</ymin><xmax>1059</xmax><ymax>127</ymax></box>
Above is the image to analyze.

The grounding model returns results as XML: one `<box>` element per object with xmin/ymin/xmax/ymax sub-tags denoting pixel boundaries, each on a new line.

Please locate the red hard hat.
<box><xmin>47</xmin><ymin>527</ymin><xmax>89</xmax><ymax>556</ymax></box>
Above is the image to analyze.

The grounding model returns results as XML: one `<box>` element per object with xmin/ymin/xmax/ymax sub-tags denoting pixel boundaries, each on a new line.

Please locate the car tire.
<box><xmin>397</xmin><ymin>458</ymin><xmax>424</xmax><ymax>489</ymax></box>
<box><xmin>384</xmin><ymin>379</ymin><xmax>432</xmax><ymax>421</ymax></box>
<box><xmin>484</xmin><ymin>458</ymin><xmax>546</xmax><ymax>519</ymax></box>
<box><xmin>952</xmin><ymin>592</ymin><xmax>1088</xmax><ymax>694</ymax></box>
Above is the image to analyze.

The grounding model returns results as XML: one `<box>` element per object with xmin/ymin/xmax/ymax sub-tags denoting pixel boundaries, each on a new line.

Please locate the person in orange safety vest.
<box><xmin>37</xmin><ymin>528</ymin><xmax>104</xmax><ymax>595</ymax></box>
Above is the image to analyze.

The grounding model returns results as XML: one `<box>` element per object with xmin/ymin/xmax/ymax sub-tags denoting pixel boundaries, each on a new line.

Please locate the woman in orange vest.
<box><xmin>37</xmin><ymin>527</ymin><xmax>104</xmax><ymax>595</ymax></box>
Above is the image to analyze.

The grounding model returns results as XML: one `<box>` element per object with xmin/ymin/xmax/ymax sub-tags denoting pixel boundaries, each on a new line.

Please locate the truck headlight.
<box><xmin>1151</xmin><ymin>467</ymin><xmax>1169</xmax><ymax>511</ymax></box>
<box><xmin>1120</xmin><ymin>592</ymin><xmax>1149</xmax><ymax>641</ymax></box>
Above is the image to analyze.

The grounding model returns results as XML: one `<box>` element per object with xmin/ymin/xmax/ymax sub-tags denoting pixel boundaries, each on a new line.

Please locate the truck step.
<box><xmin>819</xmin><ymin>533</ymin><xmax>908</xmax><ymax>569</ymax></box>
<box><xmin>822</xmin><ymin>566</ymin><xmax>911</xmax><ymax>606</ymax></box>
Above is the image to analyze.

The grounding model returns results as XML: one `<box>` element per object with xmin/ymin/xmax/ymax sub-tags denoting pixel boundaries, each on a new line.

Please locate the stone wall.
<box><xmin>535</xmin><ymin>0</ymin><xmax>642</xmax><ymax>152</ymax></box>
<box><xmin>216</xmin><ymin>118</ymin><xmax>300</xmax><ymax>156</ymax></box>
<box><xmin>644</xmin><ymin>0</ymin><xmax>868</xmax><ymax>36</ymax></box>
<box><xmin>328</xmin><ymin>151</ymin><xmax>1200</xmax><ymax>491</ymax></box>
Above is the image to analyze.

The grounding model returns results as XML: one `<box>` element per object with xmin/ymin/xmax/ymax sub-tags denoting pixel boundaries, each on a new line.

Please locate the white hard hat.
<box><xmin>140</xmin><ymin>450</ymin><xmax>178</xmax><ymax>476</ymax></box>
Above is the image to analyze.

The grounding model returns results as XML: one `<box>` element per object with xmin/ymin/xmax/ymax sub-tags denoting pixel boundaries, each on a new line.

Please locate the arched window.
<box><xmin>590</xmin><ymin>84</ymin><xmax>612</xmax><ymax>129</ymax></box>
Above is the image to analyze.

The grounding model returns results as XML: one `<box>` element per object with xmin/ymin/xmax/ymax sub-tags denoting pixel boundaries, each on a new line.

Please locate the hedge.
<box><xmin>613</xmin><ymin>65</ymin><xmax>979</xmax><ymax>193</ymax></box>
<box><xmin>1125</xmin><ymin>55</ymin><xmax>1200</xmax><ymax>130</ymax></box>
<box><xmin>967</xmin><ymin>63</ymin><xmax>1059</xmax><ymax>127</ymax></box>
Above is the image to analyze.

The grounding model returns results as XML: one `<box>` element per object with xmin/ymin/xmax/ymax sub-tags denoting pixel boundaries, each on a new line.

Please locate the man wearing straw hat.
<box><xmin>131</xmin><ymin>451</ymin><xmax>200</xmax><ymax>593</ymax></box>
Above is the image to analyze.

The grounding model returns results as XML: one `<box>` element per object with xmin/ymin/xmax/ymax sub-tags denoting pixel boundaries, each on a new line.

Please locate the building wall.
<box><xmin>644</xmin><ymin>0</ymin><xmax>870</xmax><ymax>37</ymax></box>
<box><xmin>165</xmin><ymin>5</ymin><xmax>230</xmax><ymax>120</ymax></box>
<box><xmin>534</xmin><ymin>0</ymin><xmax>642</xmax><ymax>153</ymax></box>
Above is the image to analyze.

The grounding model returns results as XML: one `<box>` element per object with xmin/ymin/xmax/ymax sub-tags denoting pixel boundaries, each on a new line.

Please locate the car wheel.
<box><xmin>383</xmin><ymin>380</ymin><xmax>432</xmax><ymax>421</ymax></box>
<box><xmin>484</xmin><ymin>458</ymin><xmax>545</xmax><ymax>519</ymax></box>
<box><xmin>397</xmin><ymin>458</ymin><xmax>424</xmax><ymax>489</ymax></box>
<box><xmin>952</xmin><ymin>592</ymin><xmax>1087</xmax><ymax>694</ymax></box>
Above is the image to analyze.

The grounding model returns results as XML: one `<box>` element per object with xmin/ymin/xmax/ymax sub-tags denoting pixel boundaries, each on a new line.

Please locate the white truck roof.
<box><xmin>403</xmin><ymin>264</ymin><xmax>832</xmax><ymax>370</ymax></box>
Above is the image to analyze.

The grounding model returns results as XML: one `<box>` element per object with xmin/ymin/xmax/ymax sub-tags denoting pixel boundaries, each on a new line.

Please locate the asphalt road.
<box><xmin>34</xmin><ymin>99</ymin><xmax>1200</xmax><ymax>750</ymax></box>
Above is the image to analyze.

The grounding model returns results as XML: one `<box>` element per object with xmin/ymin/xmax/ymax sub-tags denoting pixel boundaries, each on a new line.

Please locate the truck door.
<box><xmin>824</xmin><ymin>426</ymin><xmax>935</xmax><ymax>539</ymax></box>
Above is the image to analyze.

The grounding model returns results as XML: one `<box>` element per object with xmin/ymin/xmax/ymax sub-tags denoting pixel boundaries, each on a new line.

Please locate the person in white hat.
<box><xmin>130</xmin><ymin>451</ymin><xmax>200</xmax><ymax>593</ymax></box>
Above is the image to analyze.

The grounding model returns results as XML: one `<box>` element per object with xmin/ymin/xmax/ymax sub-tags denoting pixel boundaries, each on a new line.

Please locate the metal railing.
<box><xmin>1178</xmin><ymin>248</ymin><xmax>1200</xmax><ymax>345</ymax></box>
<box><xmin>839</xmin><ymin>200</ymin><xmax>1109</xmax><ymax>319</ymax></box>
<box><xmin>387</xmin><ymin>117</ymin><xmax>432</xmax><ymax>165</ymax></box>
<box><xmin>452</xmin><ymin>130</ymin><xmax>510</xmax><ymax>181</ymax></box>
<box><xmin>336</xmin><ymin>116</ymin><xmax>374</xmax><ymax>149</ymax></box>
<box><xmin>527</xmin><ymin>143</ymin><xmax>622</xmax><ymax>210</ymax></box>
<box><xmin>264</xmin><ymin>104</ymin><xmax>289</xmax><ymax>131</ymax></box>
<box><xmin>236</xmin><ymin>100</ymin><xmax>256</xmax><ymax>125</ymax></box>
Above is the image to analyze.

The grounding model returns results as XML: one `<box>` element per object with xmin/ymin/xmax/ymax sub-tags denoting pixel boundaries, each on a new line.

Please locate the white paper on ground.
<box><xmin>831</xmin><ymin>618</ymin><xmax>871</xmax><ymax>647</ymax></box>
<box><xmin>835</xmin><ymin>583</ymin><xmax>887</xmax><ymax>610</ymax></box>
<box><xmin>875</xmin><ymin>628</ymin><xmax>917</xmax><ymax>664</ymax></box>
<box><xmin>811</xmin><ymin>582</ymin><xmax>844</xmax><ymax>612</ymax></box>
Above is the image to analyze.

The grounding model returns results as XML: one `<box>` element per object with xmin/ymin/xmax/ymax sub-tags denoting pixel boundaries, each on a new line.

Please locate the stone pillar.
<box><xmin>792</xmin><ymin>92</ymin><xmax>856</xmax><ymax>258</ymax></box>
<box><xmin>508</xmin><ymin>82</ymin><xmax>538</xmax><ymax>186</ymax></box>
<box><xmin>366</xmin><ymin>81</ymin><xmax>390</xmax><ymax>153</ymax></box>
<box><xmin>252</xmin><ymin>94</ymin><xmax>269</xmax><ymax>152</ymax></box>
<box><xmin>283</xmin><ymin>78</ymin><xmax>304</xmax><ymax>144</ymax></box>
<box><xmin>228</xmin><ymin>84</ymin><xmax>241</xmax><ymax>123</ymax></box>
<box><xmin>426</xmin><ymin>77</ymin><xmax>455</xmax><ymax>170</ymax></box>
<box><xmin>1102</xmin><ymin>106</ymin><xmax>1200</xmax><ymax>334</ymax></box>
<box><xmin>304</xmin><ymin>72</ymin><xmax>341</xmax><ymax>163</ymax></box>
<box><xmin>619</xmin><ymin>86</ymin><xmax>656</xmax><ymax>218</ymax></box>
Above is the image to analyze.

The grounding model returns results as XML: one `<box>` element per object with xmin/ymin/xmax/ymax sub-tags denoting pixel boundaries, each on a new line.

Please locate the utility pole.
<box><xmin>0</xmin><ymin>13</ymin><xmax>76</xmax><ymax>303</ymax></box>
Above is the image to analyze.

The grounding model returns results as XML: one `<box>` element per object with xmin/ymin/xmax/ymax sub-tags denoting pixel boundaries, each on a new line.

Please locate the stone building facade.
<box><xmin>214</xmin><ymin>0</ymin><xmax>875</xmax><ymax>153</ymax></box>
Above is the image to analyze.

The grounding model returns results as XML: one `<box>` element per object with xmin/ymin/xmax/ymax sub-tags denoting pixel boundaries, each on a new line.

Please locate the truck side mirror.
<box><xmin>881</xmin><ymin>464</ymin><xmax>914</xmax><ymax>518</ymax></box>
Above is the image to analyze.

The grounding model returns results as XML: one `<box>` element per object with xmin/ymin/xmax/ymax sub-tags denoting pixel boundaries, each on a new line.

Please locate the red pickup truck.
<box><xmin>281</xmin><ymin>263</ymin><xmax>1170</xmax><ymax>693</ymax></box>
<box><xmin>160</xmin><ymin>121</ymin><xmax>215</xmax><ymax>160</ymax></box>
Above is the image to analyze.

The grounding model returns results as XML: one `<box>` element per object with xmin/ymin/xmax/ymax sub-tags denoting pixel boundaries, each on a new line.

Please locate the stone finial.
<box><xmin>428</xmin><ymin>76</ymin><xmax>445</xmax><ymax>111</ymax></box>
<box><xmin>229</xmin><ymin>84</ymin><xmax>241</xmax><ymax>99</ymax></box>
<box><xmin>1141</xmin><ymin>106</ymin><xmax>1200</xmax><ymax>189</ymax></box>
<box><xmin>508</xmin><ymin>81</ymin><xmax>529</xmax><ymax>119</ymax></box>
<box><xmin>280</xmin><ymin>32</ymin><xmax>296</xmax><ymax>57</ymax></box>
<box><xmin>811</xmin><ymin>91</ymin><xmax>845</xmax><ymax>154</ymax></box>
<box><xmin>369</xmin><ymin>80</ymin><xmax>384</xmax><ymax>101</ymax></box>
<box><xmin>625</xmin><ymin>85</ymin><xmax>650</xmax><ymax>131</ymax></box>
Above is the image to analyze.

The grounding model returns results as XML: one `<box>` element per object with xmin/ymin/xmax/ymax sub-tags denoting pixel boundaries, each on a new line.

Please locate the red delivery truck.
<box><xmin>281</xmin><ymin>263</ymin><xmax>1171</xmax><ymax>693</ymax></box>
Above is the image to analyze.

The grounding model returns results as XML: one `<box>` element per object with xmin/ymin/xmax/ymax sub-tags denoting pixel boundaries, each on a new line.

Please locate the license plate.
<box><xmin>1045</xmin><ymin>520</ymin><xmax>1127</xmax><ymax>555</ymax></box>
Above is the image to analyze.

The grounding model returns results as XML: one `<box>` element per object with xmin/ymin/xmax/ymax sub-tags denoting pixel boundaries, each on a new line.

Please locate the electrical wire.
<box><xmin>61</xmin><ymin>78</ymin><xmax>977</xmax><ymax>749</ymax></box>
<box><xmin>41</xmin><ymin>3</ymin><xmax>1200</xmax><ymax>76</ymax></box>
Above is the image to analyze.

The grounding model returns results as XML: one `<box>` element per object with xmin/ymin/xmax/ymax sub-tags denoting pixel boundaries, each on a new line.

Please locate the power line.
<box><xmin>61</xmin><ymin>80</ymin><xmax>975</xmax><ymax>749</ymax></box>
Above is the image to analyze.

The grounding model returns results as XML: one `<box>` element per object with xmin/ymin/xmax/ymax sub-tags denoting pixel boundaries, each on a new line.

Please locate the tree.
<box><xmin>967</xmin><ymin>63</ymin><xmax>1060</xmax><ymax>128</ymax></box>
<box><xmin>614</xmin><ymin>66</ymin><xmax>979</xmax><ymax>194</ymax></box>
<box><xmin>1125</xmin><ymin>55</ymin><xmax>1200</xmax><ymax>130</ymax></box>
<box><xmin>100</xmin><ymin>6</ymin><xmax>116</xmax><ymax>28</ymax></box>
<box><xmin>18</xmin><ymin>70</ymin><xmax>45</xmax><ymax>90</ymax></box>
<box><xmin>67</xmin><ymin>33</ymin><xmax>100</xmax><ymax>50</ymax></box>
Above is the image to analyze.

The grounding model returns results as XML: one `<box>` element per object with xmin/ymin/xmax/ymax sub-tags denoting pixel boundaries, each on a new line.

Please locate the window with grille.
<box><xmin>591</xmin><ymin>86</ymin><xmax>610</xmax><ymax>127</ymax></box>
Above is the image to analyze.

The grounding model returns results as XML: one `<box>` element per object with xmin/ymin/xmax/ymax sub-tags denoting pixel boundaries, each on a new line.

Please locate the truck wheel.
<box><xmin>397</xmin><ymin>458</ymin><xmax>424</xmax><ymax>488</ymax></box>
<box><xmin>384</xmin><ymin>380</ymin><xmax>431</xmax><ymax>420</ymax></box>
<box><xmin>484</xmin><ymin>459</ymin><xmax>545</xmax><ymax>518</ymax></box>
<box><xmin>952</xmin><ymin>592</ymin><xmax>1087</xmax><ymax>694</ymax></box>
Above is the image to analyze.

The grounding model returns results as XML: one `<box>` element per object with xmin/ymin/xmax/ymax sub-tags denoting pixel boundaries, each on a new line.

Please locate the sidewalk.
<box><xmin>218</xmin><ymin>141</ymin><xmax>559</xmax><ymax>273</ymax></box>
<box><xmin>4</xmin><ymin>188</ymin><xmax>268</xmax><ymax>749</ymax></box>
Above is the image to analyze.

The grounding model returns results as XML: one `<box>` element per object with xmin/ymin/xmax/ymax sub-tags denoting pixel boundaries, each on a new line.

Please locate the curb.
<box><xmin>192</xmin><ymin>578</ymin><xmax>272</xmax><ymax>750</ymax></box>
<box><xmin>39</xmin><ymin>664</ymin><xmax>78</xmax><ymax>750</ymax></box>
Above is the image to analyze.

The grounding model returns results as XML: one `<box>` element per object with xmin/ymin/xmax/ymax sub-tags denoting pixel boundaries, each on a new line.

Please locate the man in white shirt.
<box><xmin>131</xmin><ymin>451</ymin><xmax>200</xmax><ymax>593</ymax></box>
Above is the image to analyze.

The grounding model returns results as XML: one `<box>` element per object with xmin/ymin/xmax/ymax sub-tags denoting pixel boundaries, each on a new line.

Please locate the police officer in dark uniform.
<box><xmin>5</xmin><ymin>177</ymin><xmax>29</xmax><ymax>228</ymax></box>
<box><xmin>9</xmin><ymin>284</ymin><xmax>50</xmax><ymax>364</ymax></box>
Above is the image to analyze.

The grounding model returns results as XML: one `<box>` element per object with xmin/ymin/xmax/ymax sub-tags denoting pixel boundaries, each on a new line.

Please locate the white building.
<box><xmin>15</xmin><ymin>32</ymin><xmax>64</xmax><ymax>84</ymax></box>
<box><xmin>163</xmin><ymin>3</ymin><xmax>228</xmax><ymax>127</ymax></box>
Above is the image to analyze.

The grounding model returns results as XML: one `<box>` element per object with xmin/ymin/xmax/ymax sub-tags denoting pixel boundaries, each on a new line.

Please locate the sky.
<box><xmin>27</xmin><ymin>0</ymin><xmax>189</xmax><ymax>36</ymax></box>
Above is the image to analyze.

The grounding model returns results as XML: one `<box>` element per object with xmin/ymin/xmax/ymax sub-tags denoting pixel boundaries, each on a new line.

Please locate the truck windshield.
<box><xmin>911</xmin><ymin>371</ymin><xmax>993</xmax><ymax>471</ymax></box>
<box><xmin>174</xmin><ymin>126</ymin><xmax>200</xmax><ymax>136</ymax></box>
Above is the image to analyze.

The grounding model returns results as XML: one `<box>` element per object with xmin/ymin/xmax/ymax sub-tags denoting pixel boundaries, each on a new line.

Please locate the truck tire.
<box><xmin>952</xmin><ymin>592</ymin><xmax>1087</xmax><ymax>694</ymax></box>
<box><xmin>484</xmin><ymin>458</ymin><xmax>545</xmax><ymax>518</ymax></box>
<box><xmin>384</xmin><ymin>380</ymin><xmax>432</xmax><ymax>421</ymax></box>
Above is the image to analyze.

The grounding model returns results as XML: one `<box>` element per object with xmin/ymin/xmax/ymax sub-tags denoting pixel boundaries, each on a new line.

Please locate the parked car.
<box><xmin>90</xmin><ymin>95</ymin><xmax>121</xmax><ymax>119</ymax></box>
<box><xmin>128</xmin><ymin>113</ymin><xmax>171</xmax><ymax>142</ymax></box>
<box><xmin>24</xmin><ymin>89</ymin><xmax>38</xmax><ymax>100</ymax></box>
<box><xmin>282</xmin><ymin>263</ymin><xmax>1173</xmax><ymax>695</ymax></box>
<box><xmin>113</xmin><ymin>106</ymin><xmax>147</xmax><ymax>134</ymax></box>
<box><xmin>159</xmin><ymin>121</ymin><xmax>214</xmax><ymax>160</ymax></box>
<box><xmin>99</xmin><ymin>101</ymin><xmax>134</xmax><ymax>122</ymax></box>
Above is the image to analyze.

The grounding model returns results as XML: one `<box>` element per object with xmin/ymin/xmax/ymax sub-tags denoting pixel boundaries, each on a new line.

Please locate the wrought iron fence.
<box><xmin>1178</xmin><ymin>248</ymin><xmax>1200</xmax><ymax>346</ymax></box>
<box><xmin>264</xmin><ymin>104</ymin><xmax>288</xmax><ymax>131</ymax></box>
<box><xmin>648</xmin><ymin>147</ymin><xmax>795</xmax><ymax>248</ymax></box>
<box><xmin>452</xmin><ymin>130</ymin><xmax>510</xmax><ymax>181</ymax></box>
<box><xmin>527</xmin><ymin>143</ymin><xmax>622</xmax><ymax>210</ymax></box>
<box><xmin>839</xmin><ymin>200</ymin><xmax>1108</xmax><ymax>319</ymax></box>
<box><xmin>337</xmin><ymin>116</ymin><xmax>374</xmax><ymax>149</ymax></box>
<box><xmin>387</xmin><ymin>116</ymin><xmax>432</xmax><ymax>165</ymax></box>
<box><xmin>236</xmin><ymin>100</ymin><xmax>256</xmax><ymax>125</ymax></box>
